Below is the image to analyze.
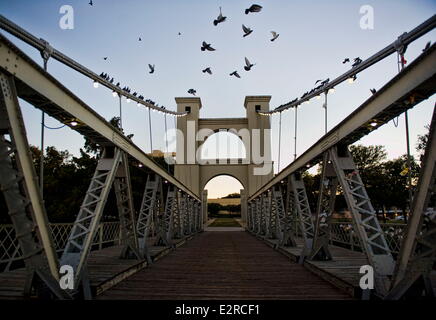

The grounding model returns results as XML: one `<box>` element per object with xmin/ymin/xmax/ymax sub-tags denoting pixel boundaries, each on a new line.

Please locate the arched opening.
<box><xmin>204</xmin><ymin>175</ymin><xmax>244</xmax><ymax>227</ymax></box>
<box><xmin>199</xmin><ymin>131</ymin><xmax>247</xmax><ymax>160</ymax></box>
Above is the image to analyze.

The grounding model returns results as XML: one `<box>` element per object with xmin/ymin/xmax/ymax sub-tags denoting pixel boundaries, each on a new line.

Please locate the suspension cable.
<box><xmin>118</xmin><ymin>94</ymin><xmax>123</xmax><ymax>129</ymax></box>
<box><xmin>323</xmin><ymin>92</ymin><xmax>328</xmax><ymax>134</ymax></box>
<box><xmin>164</xmin><ymin>112</ymin><xmax>170</xmax><ymax>172</ymax></box>
<box><xmin>148</xmin><ymin>107</ymin><xmax>153</xmax><ymax>153</ymax></box>
<box><xmin>294</xmin><ymin>107</ymin><xmax>298</xmax><ymax>161</ymax></box>
<box><xmin>278</xmin><ymin>111</ymin><xmax>282</xmax><ymax>172</ymax></box>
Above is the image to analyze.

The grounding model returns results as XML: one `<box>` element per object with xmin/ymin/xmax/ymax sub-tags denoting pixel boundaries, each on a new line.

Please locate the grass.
<box><xmin>208</xmin><ymin>218</ymin><xmax>241</xmax><ymax>228</ymax></box>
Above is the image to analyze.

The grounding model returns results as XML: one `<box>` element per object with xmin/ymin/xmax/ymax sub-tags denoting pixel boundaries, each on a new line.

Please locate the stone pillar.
<box><xmin>174</xmin><ymin>97</ymin><xmax>202</xmax><ymax>196</ymax></box>
<box><xmin>244</xmin><ymin>96</ymin><xmax>274</xmax><ymax>197</ymax></box>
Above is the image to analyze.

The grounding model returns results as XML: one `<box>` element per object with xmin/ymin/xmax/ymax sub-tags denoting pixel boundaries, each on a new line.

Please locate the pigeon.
<box><xmin>423</xmin><ymin>41</ymin><xmax>431</xmax><ymax>52</ymax></box>
<box><xmin>201</xmin><ymin>41</ymin><xmax>216</xmax><ymax>51</ymax></box>
<box><xmin>352</xmin><ymin>57</ymin><xmax>362</xmax><ymax>67</ymax></box>
<box><xmin>103</xmin><ymin>57</ymin><xmax>108</xmax><ymax>60</ymax></box>
<box><xmin>244</xmin><ymin>57</ymin><xmax>255</xmax><ymax>71</ymax></box>
<box><xmin>89</xmin><ymin>0</ymin><xmax>93</xmax><ymax>6</ymax></box>
<box><xmin>213</xmin><ymin>7</ymin><xmax>227</xmax><ymax>26</ymax></box>
<box><xmin>178</xmin><ymin>32</ymin><xmax>182</xmax><ymax>36</ymax></box>
<box><xmin>270</xmin><ymin>31</ymin><xmax>279</xmax><ymax>42</ymax></box>
<box><xmin>242</xmin><ymin>24</ymin><xmax>253</xmax><ymax>37</ymax></box>
<box><xmin>342</xmin><ymin>58</ymin><xmax>350</xmax><ymax>64</ymax></box>
<box><xmin>110</xmin><ymin>77</ymin><xmax>114</xmax><ymax>83</ymax></box>
<box><xmin>320</xmin><ymin>78</ymin><xmax>330</xmax><ymax>86</ymax></box>
<box><xmin>230</xmin><ymin>71</ymin><xmax>241</xmax><ymax>78</ymax></box>
<box><xmin>245</xmin><ymin>4</ymin><xmax>262</xmax><ymax>14</ymax></box>
<box><xmin>148</xmin><ymin>64</ymin><xmax>155</xmax><ymax>74</ymax></box>
<box><xmin>188</xmin><ymin>89</ymin><xmax>196</xmax><ymax>96</ymax></box>
<box><xmin>139</xmin><ymin>37</ymin><xmax>142</xmax><ymax>41</ymax></box>
<box><xmin>202</xmin><ymin>67</ymin><xmax>212</xmax><ymax>75</ymax></box>
<box><xmin>314</xmin><ymin>79</ymin><xmax>323</xmax><ymax>85</ymax></box>
<box><xmin>115</xmin><ymin>82</ymin><xmax>120</xmax><ymax>87</ymax></box>
<box><xmin>370</xmin><ymin>88</ymin><xmax>377</xmax><ymax>95</ymax></box>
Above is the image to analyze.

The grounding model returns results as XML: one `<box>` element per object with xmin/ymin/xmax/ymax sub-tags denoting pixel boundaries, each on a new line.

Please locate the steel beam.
<box><xmin>60</xmin><ymin>147</ymin><xmax>122</xmax><ymax>295</ymax></box>
<box><xmin>0</xmin><ymin>73</ymin><xmax>69</xmax><ymax>299</ymax></box>
<box><xmin>386</xmin><ymin>107</ymin><xmax>436</xmax><ymax>299</ymax></box>
<box><xmin>330</xmin><ymin>145</ymin><xmax>395</xmax><ymax>297</ymax></box>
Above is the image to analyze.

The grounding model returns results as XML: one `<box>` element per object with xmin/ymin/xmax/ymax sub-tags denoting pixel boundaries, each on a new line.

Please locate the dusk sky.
<box><xmin>0</xmin><ymin>0</ymin><xmax>435</xmax><ymax>198</ymax></box>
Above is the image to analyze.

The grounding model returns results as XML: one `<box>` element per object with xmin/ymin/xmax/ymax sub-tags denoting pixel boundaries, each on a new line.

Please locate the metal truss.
<box><xmin>284</xmin><ymin>179</ymin><xmax>297</xmax><ymax>247</ymax></box>
<box><xmin>179</xmin><ymin>192</ymin><xmax>188</xmax><ymax>236</ymax></box>
<box><xmin>330</xmin><ymin>145</ymin><xmax>395</xmax><ymax>297</ymax></box>
<box><xmin>0</xmin><ymin>73</ymin><xmax>69</xmax><ymax>299</ymax></box>
<box><xmin>61</xmin><ymin>147</ymin><xmax>122</xmax><ymax>297</ymax></box>
<box><xmin>186</xmin><ymin>197</ymin><xmax>193</xmax><ymax>235</ymax></box>
<box><xmin>386</xmin><ymin>108</ymin><xmax>436</xmax><ymax>299</ymax></box>
<box><xmin>262</xmin><ymin>193</ymin><xmax>271</xmax><ymax>238</ymax></box>
<box><xmin>172</xmin><ymin>190</ymin><xmax>183</xmax><ymax>239</ymax></box>
<box><xmin>272</xmin><ymin>185</ymin><xmax>295</xmax><ymax>246</ymax></box>
<box><xmin>310</xmin><ymin>151</ymin><xmax>338</xmax><ymax>261</ymax></box>
<box><xmin>246</xmin><ymin>202</ymin><xmax>253</xmax><ymax>232</ymax></box>
<box><xmin>136</xmin><ymin>174</ymin><xmax>161</xmax><ymax>262</ymax></box>
<box><xmin>113</xmin><ymin>152</ymin><xmax>140</xmax><ymax>259</ymax></box>
<box><xmin>289</xmin><ymin>174</ymin><xmax>315</xmax><ymax>260</ymax></box>
<box><xmin>255</xmin><ymin>197</ymin><xmax>262</xmax><ymax>235</ymax></box>
<box><xmin>258</xmin><ymin>193</ymin><xmax>267</xmax><ymax>236</ymax></box>
<box><xmin>155</xmin><ymin>185</ymin><xmax>177</xmax><ymax>247</ymax></box>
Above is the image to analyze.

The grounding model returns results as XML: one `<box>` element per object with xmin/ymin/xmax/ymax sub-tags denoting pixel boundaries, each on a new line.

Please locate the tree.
<box><xmin>222</xmin><ymin>193</ymin><xmax>240</xmax><ymax>198</ymax></box>
<box><xmin>416</xmin><ymin>124</ymin><xmax>430</xmax><ymax>163</ymax></box>
<box><xmin>349</xmin><ymin>144</ymin><xmax>387</xmax><ymax>170</ymax></box>
<box><xmin>207</xmin><ymin>203</ymin><xmax>222</xmax><ymax>216</ymax></box>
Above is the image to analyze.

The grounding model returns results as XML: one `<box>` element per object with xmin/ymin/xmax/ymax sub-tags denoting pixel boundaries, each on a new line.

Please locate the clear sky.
<box><xmin>1</xmin><ymin>0</ymin><xmax>435</xmax><ymax>198</ymax></box>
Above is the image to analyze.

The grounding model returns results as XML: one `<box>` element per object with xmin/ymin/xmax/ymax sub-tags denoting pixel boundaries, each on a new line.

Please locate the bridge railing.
<box><xmin>0</xmin><ymin>222</ymin><xmax>121</xmax><ymax>272</ymax></box>
<box><xmin>289</xmin><ymin>220</ymin><xmax>405</xmax><ymax>255</ymax></box>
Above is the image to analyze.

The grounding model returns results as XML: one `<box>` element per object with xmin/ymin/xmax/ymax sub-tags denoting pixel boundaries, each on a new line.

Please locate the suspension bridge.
<box><xmin>0</xmin><ymin>14</ymin><xmax>435</xmax><ymax>301</ymax></box>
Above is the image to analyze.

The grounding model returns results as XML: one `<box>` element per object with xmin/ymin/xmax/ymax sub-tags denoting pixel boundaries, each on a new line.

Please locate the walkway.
<box><xmin>98</xmin><ymin>231</ymin><xmax>351</xmax><ymax>300</ymax></box>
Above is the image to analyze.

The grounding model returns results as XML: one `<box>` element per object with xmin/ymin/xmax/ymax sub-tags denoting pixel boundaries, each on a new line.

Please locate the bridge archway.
<box><xmin>174</xmin><ymin>96</ymin><xmax>274</xmax><ymax>224</ymax></box>
<box><xmin>204</xmin><ymin>175</ymin><xmax>244</xmax><ymax>219</ymax></box>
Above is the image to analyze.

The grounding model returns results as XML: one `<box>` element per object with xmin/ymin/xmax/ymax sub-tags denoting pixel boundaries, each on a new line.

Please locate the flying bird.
<box><xmin>370</xmin><ymin>88</ymin><xmax>377</xmax><ymax>95</ymax></box>
<box><xmin>138</xmin><ymin>37</ymin><xmax>142</xmax><ymax>41</ymax></box>
<box><xmin>188</xmin><ymin>89</ymin><xmax>196</xmax><ymax>96</ymax></box>
<box><xmin>242</xmin><ymin>24</ymin><xmax>253</xmax><ymax>37</ymax></box>
<box><xmin>148</xmin><ymin>64</ymin><xmax>155</xmax><ymax>74</ymax></box>
<box><xmin>230</xmin><ymin>71</ymin><xmax>241</xmax><ymax>78</ymax></box>
<box><xmin>103</xmin><ymin>57</ymin><xmax>108</xmax><ymax>60</ymax></box>
<box><xmin>201</xmin><ymin>41</ymin><xmax>216</xmax><ymax>51</ymax></box>
<box><xmin>202</xmin><ymin>67</ymin><xmax>212</xmax><ymax>75</ymax></box>
<box><xmin>178</xmin><ymin>32</ymin><xmax>182</xmax><ymax>36</ymax></box>
<box><xmin>89</xmin><ymin>0</ymin><xmax>93</xmax><ymax>6</ymax></box>
<box><xmin>270</xmin><ymin>31</ymin><xmax>279</xmax><ymax>42</ymax></box>
<box><xmin>245</xmin><ymin>4</ymin><xmax>262</xmax><ymax>14</ymax></box>
<box><xmin>342</xmin><ymin>58</ymin><xmax>350</xmax><ymax>64</ymax></box>
<box><xmin>244</xmin><ymin>57</ymin><xmax>255</xmax><ymax>71</ymax></box>
<box><xmin>213</xmin><ymin>7</ymin><xmax>227</xmax><ymax>26</ymax></box>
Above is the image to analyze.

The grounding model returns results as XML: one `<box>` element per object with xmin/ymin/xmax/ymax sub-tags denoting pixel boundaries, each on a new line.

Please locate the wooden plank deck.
<box><xmin>260</xmin><ymin>235</ymin><xmax>368</xmax><ymax>298</ymax></box>
<box><xmin>97</xmin><ymin>231</ymin><xmax>351</xmax><ymax>300</ymax></box>
<box><xmin>0</xmin><ymin>235</ymin><xmax>194</xmax><ymax>299</ymax></box>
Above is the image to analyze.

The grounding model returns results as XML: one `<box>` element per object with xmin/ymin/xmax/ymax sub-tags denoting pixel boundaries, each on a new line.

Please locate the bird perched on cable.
<box><xmin>270</xmin><ymin>31</ymin><xmax>279</xmax><ymax>41</ymax></box>
<box><xmin>201</xmin><ymin>41</ymin><xmax>216</xmax><ymax>51</ymax></box>
<box><xmin>230</xmin><ymin>71</ymin><xmax>241</xmax><ymax>78</ymax></box>
<box><xmin>110</xmin><ymin>78</ymin><xmax>114</xmax><ymax>83</ymax></box>
<box><xmin>314</xmin><ymin>79</ymin><xmax>323</xmax><ymax>85</ymax></box>
<box><xmin>320</xmin><ymin>78</ymin><xmax>330</xmax><ymax>86</ymax></box>
<box><xmin>115</xmin><ymin>82</ymin><xmax>120</xmax><ymax>87</ymax></box>
<box><xmin>423</xmin><ymin>41</ymin><xmax>431</xmax><ymax>52</ymax></box>
<box><xmin>245</xmin><ymin>4</ymin><xmax>262</xmax><ymax>14</ymax></box>
<box><xmin>242</xmin><ymin>24</ymin><xmax>253</xmax><ymax>37</ymax></box>
<box><xmin>188</xmin><ymin>89</ymin><xmax>197</xmax><ymax>96</ymax></box>
<box><xmin>352</xmin><ymin>57</ymin><xmax>362</xmax><ymax>67</ymax></box>
<box><xmin>148</xmin><ymin>64</ymin><xmax>155</xmax><ymax>74</ymax></box>
<box><xmin>342</xmin><ymin>58</ymin><xmax>350</xmax><ymax>64</ymax></box>
<box><xmin>370</xmin><ymin>88</ymin><xmax>377</xmax><ymax>95</ymax></box>
<box><xmin>213</xmin><ymin>7</ymin><xmax>227</xmax><ymax>26</ymax></box>
<box><xmin>202</xmin><ymin>67</ymin><xmax>212</xmax><ymax>75</ymax></box>
<box><xmin>244</xmin><ymin>57</ymin><xmax>255</xmax><ymax>71</ymax></box>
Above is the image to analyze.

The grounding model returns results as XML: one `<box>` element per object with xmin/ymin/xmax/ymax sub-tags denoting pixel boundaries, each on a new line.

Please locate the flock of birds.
<box><xmin>93</xmin><ymin>1</ymin><xmax>433</xmax><ymax>113</ymax></box>
<box><xmin>188</xmin><ymin>4</ymin><xmax>280</xmax><ymax>94</ymax></box>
